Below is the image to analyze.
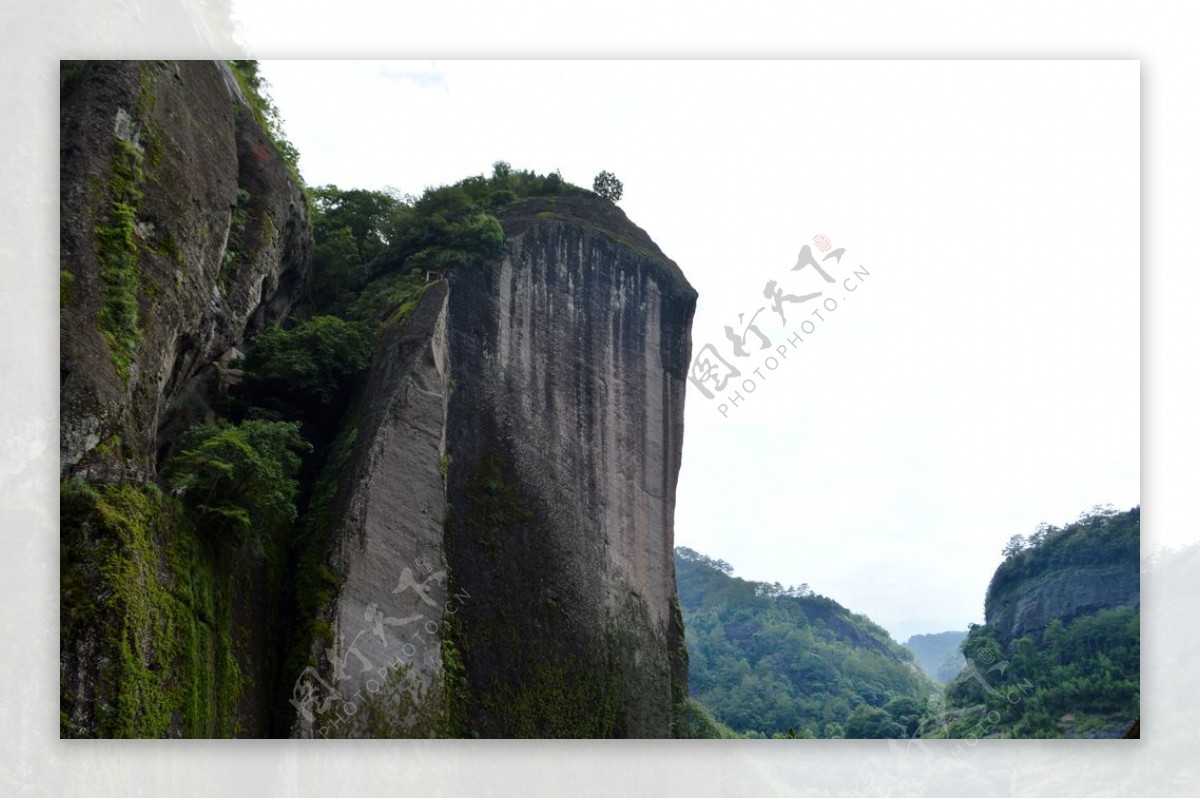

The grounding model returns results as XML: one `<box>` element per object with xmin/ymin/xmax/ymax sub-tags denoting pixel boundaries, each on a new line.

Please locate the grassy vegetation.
<box><xmin>94</xmin><ymin>138</ymin><xmax>145</xmax><ymax>383</ymax></box>
<box><xmin>347</xmin><ymin>267</ymin><xmax>432</xmax><ymax>328</ymax></box>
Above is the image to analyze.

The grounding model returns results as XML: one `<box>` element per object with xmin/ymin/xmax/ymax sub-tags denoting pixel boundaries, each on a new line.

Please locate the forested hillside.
<box><xmin>920</xmin><ymin>506</ymin><xmax>1139</xmax><ymax>738</ymax></box>
<box><xmin>675</xmin><ymin>547</ymin><xmax>936</xmax><ymax>738</ymax></box>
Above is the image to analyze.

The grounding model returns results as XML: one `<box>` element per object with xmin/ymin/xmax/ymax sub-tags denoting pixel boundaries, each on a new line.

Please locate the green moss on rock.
<box><xmin>464</xmin><ymin>453</ymin><xmax>533</xmax><ymax>560</ymax></box>
<box><xmin>60</xmin><ymin>481</ymin><xmax>241</xmax><ymax>737</ymax></box>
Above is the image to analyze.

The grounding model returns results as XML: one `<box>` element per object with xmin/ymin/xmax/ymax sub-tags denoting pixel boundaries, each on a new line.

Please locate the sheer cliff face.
<box><xmin>986</xmin><ymin>564</ymin><xmax>1140</xmax><ymax>645</ymax></box>
<box><xmin>311</xmin><ymin>196</ymin><xmax>696</xmax><ymax>737</ymax></box>
<box><xmin>60</xmin><ymin>60</ymin><xmax>310</xmax><ymax>481</ymax></box>
<box><xmin>444</xmin><ymin>197</ymin><xmax>696</xmax><ymax>736</ymax></box>
<box><xmin>294</xmin><ymin>284</ymin><xmax>453</xmax><ymax>738</ymax></box>
<box><xmin>983</xmin><ymin>510</ymin><xmax>1140</xmax><ymax>646</ymax></box>
<box><xmin>59</xmin><ymin>61</ymin><xmax>309</xmax><ymax>738</ymax></box>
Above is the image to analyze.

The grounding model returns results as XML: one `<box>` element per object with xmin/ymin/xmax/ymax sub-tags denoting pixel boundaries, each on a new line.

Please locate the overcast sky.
<box><xmin>253</xmin><ymin>59</ymin><xmax>1141</xmax><ymax>641</ymax></box>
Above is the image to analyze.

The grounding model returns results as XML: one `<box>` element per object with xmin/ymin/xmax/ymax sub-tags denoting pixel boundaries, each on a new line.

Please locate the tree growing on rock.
<box><xmin>592</xmin><ymin>170</ymin><xmax>623</xmax><ymax>203</ymax></box>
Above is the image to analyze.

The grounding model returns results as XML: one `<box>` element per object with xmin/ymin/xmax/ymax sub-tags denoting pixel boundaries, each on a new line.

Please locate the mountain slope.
<box><xmin>675</xmin><ymin>547</ymin><xmax>935</xmax><ymax>738</ymax></box>
<box><xmin>923</xmin><ymin>506</ymin><xmax>1140</xmax><ymax>738</ymax></box>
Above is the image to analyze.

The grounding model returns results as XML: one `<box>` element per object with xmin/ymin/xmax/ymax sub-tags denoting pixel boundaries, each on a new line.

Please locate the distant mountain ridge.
<box><xmin>904</xmin><ymin>630</ymin><xmax>967</xmax><ymax>684</ymax></box>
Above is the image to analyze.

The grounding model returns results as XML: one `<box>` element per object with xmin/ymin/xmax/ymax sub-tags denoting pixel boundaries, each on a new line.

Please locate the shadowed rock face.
<box><xmin>443</xmin><ymin>196</ymin><xmax>696</xmax><ymax>736</ymax></box>
<box><xmin>983</xmin><ymin>510</ymin><xmax>1140</xmax><ymax>646</ymax></box>
<box><xmin>307</xmin><ymin>195</ymin><xmax>697</xmax><ymax>737</ymax></box>
<box><xmin>59</xmin><ymin>60</ymin><xmax>309</xmax><ymax>738</ymax></box>
<box><xmin>986</xmin><ymin>564</ymin><xmax>1140</xmax><ymax>645</ymax></box>
<box><xmin>59</xmin><ymin>60</ymin><xmax>310</xmax><ymax>482</ymax></box>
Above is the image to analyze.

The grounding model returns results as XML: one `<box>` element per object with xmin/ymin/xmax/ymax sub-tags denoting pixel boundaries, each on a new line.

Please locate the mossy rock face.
<box><xmin>60</xmin><ymin>482</ymin><xmax>241</xmax><ymax>737</ymax></box>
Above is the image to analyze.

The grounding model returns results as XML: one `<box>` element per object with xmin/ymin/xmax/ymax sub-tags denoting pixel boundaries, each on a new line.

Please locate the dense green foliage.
<box><xmin>305</xmin><ymin>162</ymin><xmax>588</xmax><ymax>317</ymax></box>
<box><xmin>986</xmin><ymin>505</ymin><xmax>1139</xmax><ymax>607</ymax></box>
<box><xmin>922</xmin><ymin>506</ymin><xmax>1140</xmax><ymax>738</ymax></box>
<box><xmin>166</xmin><ymin>419</ymin><xmax>310</xmax><ymax>553</ymax></box>
<box><xmin>675</xmin><ymin>547</ymin><xmax>936</xmax><ymax>738</ymax></box>
<box><xmin>240</xmin><ymin>315</ymin><xmax>374</xmax><ymax>417</ymax></box>
<box><xmin>922</xmin><ymin>606</ymin><xmax>1139</xmax><ymax>738</ymax></box>
<box><xmin>904</xmin><ymin>630</ymin><xmax>967</xmax><ymax>684</ymax></box>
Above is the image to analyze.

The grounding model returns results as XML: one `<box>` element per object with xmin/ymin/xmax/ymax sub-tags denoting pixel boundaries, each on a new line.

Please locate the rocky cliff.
<box><xmin>60</xmin><ymin>61</ymin><xmax>696</xmax><ymax>739</ymax></box>
<box><xmin>60</xmin><ymin>60</ymin><xmax>310</xmax><ymax>482</ymax></box>
<box><xmin>296</xmin><ymin>195</ymin><xmax>697</xmax><ymax>737</ymax></box>
<box><xmin>984</xmin><ymin>507</ymin><xmax>1140</xmax><ymax>646</ymax></box>
<box><xmin>59</xmin><ymin>60</ymin><xmax>310</xmax><ymax>737</ymax></box>
<box><xmin>934</xmin><ymin>507</ymin><xmax>1140</xmax><ymax>738</ymax></box>
<box><xmin>444</xmin><ymin>196</ymin><xmax>696</xmax><ymax>736</ymax></box>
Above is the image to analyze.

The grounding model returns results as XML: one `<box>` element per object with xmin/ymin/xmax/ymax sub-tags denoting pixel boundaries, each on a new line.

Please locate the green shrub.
<box><xmin>166</xmin><ymin>419</ymin><xmax>311</xmax><ymax>552</ymax></box>
<box><xmin>242</xmin><ymin>315</ymin><xmax>374</xmax><ymax>411</ymax></box>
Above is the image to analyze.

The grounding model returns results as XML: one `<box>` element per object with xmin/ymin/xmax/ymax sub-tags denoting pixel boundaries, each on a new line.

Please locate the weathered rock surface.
<box><xmin>442</xmin><ymin>196</ymin><xmax>696</xmax><ymax>736</ymax></box>
<box><xmin>293</xmin><ymin>282</ymin><xmax>453</xmax><ymax>738</ymax></box>
<box><xmin>59</xmin><ymin>60</ymin><xmax>310</xmax><ymax>738</ymax></box>
<box><xmin>987</xmin><ymin>563</ymin><xmax>1139</xmax><ymax>645</ymax></box>
<box><xmin>62</xmin><ymin>62</ymin><xmax>696</xmax><ymax>737</ymax></box>
<box><xmin>984</xmin><ymin>509</ymin><xmax>1140</xmax><ymax>646</ymax></box>
<box><xmin>59</xmin><ymin>60</ymin><xmax>310</xmax><ymax>481</ymax></box>
<box><xmin>300</xmin><ymin>195</ymin><xmax>697</xmax><ymax>737</ymax></box>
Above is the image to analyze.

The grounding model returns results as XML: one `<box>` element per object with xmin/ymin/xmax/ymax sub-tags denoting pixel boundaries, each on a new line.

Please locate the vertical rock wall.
<box><xmin>301</xmin><ymin>195</ymin><xmax>697</xmax><ymax>737</ymax></box>
<box><xmin>293</xmin><ymin>283</ymin><xmax>453</xmax><ymax>738</ymax></box>
<box><xmin>59</xmin><ymin>60</ymin><xmax>310</xmax><ymax>738</ymax></box>
<box><xmin>442</xmin><ymin>196</ymin><xmax>696</xmax><ymax>737</ymax></box>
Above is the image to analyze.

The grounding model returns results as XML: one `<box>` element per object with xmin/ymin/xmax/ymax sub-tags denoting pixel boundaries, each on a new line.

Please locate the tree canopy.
<box><xmin>592</xmin><ymin>170</ymin><xmax>623</xmax><ymax>202</ymax></box>
<box><xmin>167</xmin><ymin>419</ymin><xmax>311</xmax><ymax>551</ymax></box>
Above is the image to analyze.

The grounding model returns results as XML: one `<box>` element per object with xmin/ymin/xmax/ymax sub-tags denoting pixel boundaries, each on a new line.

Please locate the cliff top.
<box><xmin>499</xmin><ymin>194</ymin><xmax>696</xmax><ymax>299</ymax></box>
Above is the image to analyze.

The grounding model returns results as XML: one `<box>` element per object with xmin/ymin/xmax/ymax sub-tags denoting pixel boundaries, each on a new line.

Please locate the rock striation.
<box><xmin>986</xmin><ymin>562</ymin><xmax>1139</xmax><ymax>646</ymax></box>
<box><xmin>983</xmin><ymin>508</ymin><xmax>1140</xmax><ymax>646</ymax></box>
<box><xmin>302</xmin><ymin>195</ymin><xmax>697</xmax><ymax>736</ymax></box>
